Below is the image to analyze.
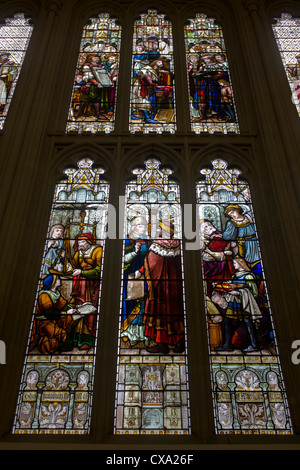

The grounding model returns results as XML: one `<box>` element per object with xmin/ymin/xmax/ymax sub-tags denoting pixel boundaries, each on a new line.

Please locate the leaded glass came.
<box><xmin>0</xmin><ymin>13</ymin><xmax>33</xmax><ymax>129</ymax></box>
<box><xmin>13</xmin><ymin>158</ymin><xmax>109</xmax><ymax>434</ymax></box>
<box><xmin>129</xmin><ymin>10</ymin><xmax>176</xmax><ymax>134</ymax></box>
<box><xmin>273</xmin><ymin>13</ymin><xmax>300</xmax><ymax>118</ymax></box>
<box><xmin>184</xmin><ymin>13</ymin><xmax>239</xmax><ymax>134</ymax></box>
<box><xmin>114</xmin><ymin>158</ymin><xmax>190</xmax><ymax>434</ymax></box>
<box><xmin>66</xmin><ymin>13</ymin><xmax>121</xmax><ymax>134</ymax></box>
<box><xmin>196</xmin><ymin>159</ymin><xmax>292</xmax><ymax>434</ymax></box>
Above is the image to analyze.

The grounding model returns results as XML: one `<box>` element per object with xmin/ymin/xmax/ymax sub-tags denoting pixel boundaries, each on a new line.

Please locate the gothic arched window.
<box><xmin>184</xmin><ymin>13</ymin><xmax>239</xmax><ymax>134</ymax></box>
<box><xmin>272</xmin><ymin>13</ymin><xmax>300</xmax><ymax>118</ymax></box>
<box><xmin>66</xmin><ymin>13</ymin><xmax>121</xmax><ymax>134</ymax></box>
<box><xmin>196</xmin><ymin>159</ymin><xmax>292</xmax><ymax>434</ymax></box>
<box><xmin>0</xmin><ymin>13</ymin><xmax>33</xmax><ymax>129</ymax></box>
<box><xmin>13</xmin><ymin>158</ymin><xmax>109</xmax><ymax>434</ymax></box>
<box><xmin>114</xmin><ymin>158</ymin><xmax>190</xmax><ymax>434</ymax></box>
<box><xmin>129</xmin><ymin>10</ymin><xmax>176</xmax><ymax>134</ymax></box>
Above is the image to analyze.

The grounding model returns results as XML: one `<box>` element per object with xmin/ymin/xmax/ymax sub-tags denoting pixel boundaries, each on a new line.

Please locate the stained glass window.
<box><xmin>0</xmin><ymin>13</ymin><xmax>33</xmax><ymax>129</ymax></box>
<box><xmin>196</xmin><ymin>159</ymin><xmax>292</xmax><ymax>434</ymax></box>
<box><xmin>273</xmin><ymin>13</ymin><xmax>300</xmax><ymax>118</ymax></box>
<box><xmin>184</xmin><ymin>13</ymin><xmax>239</xmax><ymax>134</ymax></box>
<box><xmin>66</xmin><ymin>13</ymin><xmax>121</xmax><ymax>134</ymax></box>
<box><xmin>13</xmin><ymin>158</ymin><xmax>109</xmax><ymax>434</ymax></box>
<box><xmin>129</xmin><ymin>10</ymin><xmax>176</xmax><ymax>134</ymax></box>
<box><xmin>114</xmin><ymin>158</ymin><xmax>190</xmax><ymax>434</ymax></box>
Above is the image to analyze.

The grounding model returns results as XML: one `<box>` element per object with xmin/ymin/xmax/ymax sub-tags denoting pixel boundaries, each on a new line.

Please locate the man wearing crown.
<box><xmin>141</xmin><ymin>219</ymin><xmax>185</xmax><ymax>354</ymax></box>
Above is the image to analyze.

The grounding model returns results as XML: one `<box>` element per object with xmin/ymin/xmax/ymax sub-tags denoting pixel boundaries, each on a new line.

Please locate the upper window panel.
<box><xmin>0</xmin><ymin>13</ymin><xmax>33</xmax><ymax>129</ymax></box>
<box><xmin>273</xmin><ymin>13</ymin><xmax>300</xmax><ymax>118</ymax></box>
<box><xmin>184</xmin><ymin>13</ymin><xmax>239</xmax><ymax>134</ymax></box>
<box><xmin>66</xmin><ymin>13</ymin><xmax>121</xmax><ymax>134</ymax></box>
<box><xmin>129</xmin><ymin>10</ymin><xmax>176</xmax><ymax>134</ymax></box>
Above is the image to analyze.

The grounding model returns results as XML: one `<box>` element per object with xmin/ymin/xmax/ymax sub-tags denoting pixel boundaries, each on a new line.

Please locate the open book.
<box><xmin>72</xmin><ymin>302</ymin><xmax>97</xmax><ymax>320</ymax></box>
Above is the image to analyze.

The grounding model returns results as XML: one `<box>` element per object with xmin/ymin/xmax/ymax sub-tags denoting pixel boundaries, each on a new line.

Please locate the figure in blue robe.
<box><xmin>222</xmin><ymin>205</ymin><xmax>262</xmax><ymax>276</ymax></box>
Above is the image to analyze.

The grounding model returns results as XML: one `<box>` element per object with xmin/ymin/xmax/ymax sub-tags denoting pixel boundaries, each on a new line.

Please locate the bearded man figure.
<box><xmin>31</xmin><ymin>275</ymin><xmax>77</xmax><ymax>354</ymax></box>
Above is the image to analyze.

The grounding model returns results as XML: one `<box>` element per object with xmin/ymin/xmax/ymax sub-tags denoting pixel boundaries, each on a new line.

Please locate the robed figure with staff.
<box><xmin>45</xmin><ymin>213</ymin><xmax>102</xmax><ymax>350</ymax></box>
<box><xmin>139</xmin><ymin>219</ymin><xmax>185</xmax><ymax>355</ymax></box>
